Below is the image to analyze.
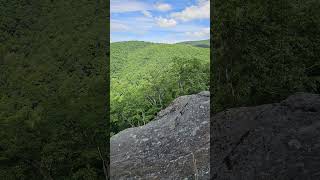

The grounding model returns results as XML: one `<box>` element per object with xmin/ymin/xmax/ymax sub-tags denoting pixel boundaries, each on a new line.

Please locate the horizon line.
<box><xmin>110</xmin><ymin>39</ymin><xmax>210</xmax><ymax>44</ymax></box>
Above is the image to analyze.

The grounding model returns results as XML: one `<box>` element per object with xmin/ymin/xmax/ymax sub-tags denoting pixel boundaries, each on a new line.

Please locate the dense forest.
<box><xmin>110</xmin><ymin>41</ymin><xmax>210</xmax><ymax>134</ymax></box>
<box><xmin>212</xmin><ymin>0</ymin><xmax>320</xmax><ymax>112</ymax></box>
<box><xmin>0</xmin><ymin>0</ymin><xmax>108</xmax><ymax>179</ymax></box>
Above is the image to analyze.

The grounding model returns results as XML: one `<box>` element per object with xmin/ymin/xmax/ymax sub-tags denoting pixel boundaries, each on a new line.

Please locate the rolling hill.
<box><xmin>177</xmin><ymin>39</ymin><xmax>210</xmax><ymax>48</ymax></box>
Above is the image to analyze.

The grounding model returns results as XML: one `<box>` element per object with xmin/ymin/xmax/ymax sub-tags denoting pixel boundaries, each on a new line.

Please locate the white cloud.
<box><xmin>141</xmin><ymin>10</ymin><xmax>152</xmax><ymax>18</ymax></box>
<box><xmin>154</xmin><ymin>3</ymin><xmax>172</xmax><ymax>11</ymax></box>
<box><xmin>171</xmin><ymin>0</ymin><xmax>209</xmax><ymax>21</ymax></box>
<box><xmin>111</xmin><ymin>0</ymin><xmax>151</xmax><ymax>13</ymax></box>
<box><xmin>185</xmin><ymin>28</ymin><xmax>210</xmax><ymax>38</ymax></box>
<box><xmin>111</xmin><ymin>0</ymin><xmax>210</xmax><ymax>43</ymax></box>
<box><xmin>155</xmin><ymin>17</ymin><xmax>177</xmax><ymax>28</ymax></box>
<box><xmin>198</xmin><ymin>0</ymin><xmax>209</xmax><ymax>3</ymax></box>
<box><xmin>111</xmin><ymin>17</ymin><xmax>154</xmax><ymax>34</ymax></box>
<box><xmin>111</xmin><ymin>1</ymin><xmax>172</xmax><ymax>13</ymax></box>
<box><xmin>111</xmin><ymin>21</ymin><xmax>130</xmax><ymax>32</ymax></box>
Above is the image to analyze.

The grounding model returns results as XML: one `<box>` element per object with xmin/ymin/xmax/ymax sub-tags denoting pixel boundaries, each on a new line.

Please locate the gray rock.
<box><xmin>111</xmin><ymin>92</ymin><xmax>320</xmax><ymax>180</ymax></box>
<box><xmin>211</xmin><ymin>93</ymin><xmax>320</xmax><ymax>180</ymax></box>
<box><xmin>111</xmin><ymin>91</ymin><xmax>210</xmax><ymax>180</ymax></box>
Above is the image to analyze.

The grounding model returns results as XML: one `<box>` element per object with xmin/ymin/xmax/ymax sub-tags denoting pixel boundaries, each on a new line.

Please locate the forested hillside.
<box><xmin>212</xmin><ymin>0</ymin><xmax>320</xmax><ymax>112</ymax></box>
<box><xmin>0</xmin><ymin>1</ymin><xmax>108</xmax><ymax>179</ymax></box>
<box><xmin>111</xmin><ymin>41</ymin><xmax>155</xmax><ymax>75</ymax></box>
<box><xmin>178</xmin><ymin>39</ymin><xmax>210</xmax><ymax>48</ymax></box>
<box><xmin>111</xmin><ymin>41</ymin><xmax>209</xmax><ymax>134</ymax></box>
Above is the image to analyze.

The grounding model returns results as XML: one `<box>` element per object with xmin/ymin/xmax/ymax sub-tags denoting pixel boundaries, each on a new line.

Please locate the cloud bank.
<box><xmin>111</xmin><ymin>0</ymin><xmax>210</xmax><ymax>43</ymax></box>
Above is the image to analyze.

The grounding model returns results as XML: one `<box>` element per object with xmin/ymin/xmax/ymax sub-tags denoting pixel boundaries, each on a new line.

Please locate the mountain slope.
<box><xmin>110</xmin><ymin>41</ymin><xmax>209</xmax><ymax>133</ymax></box>
<box><xmin>114</xmin><ymin>43</ymin><xmax>209</xmax><ymax>79</ymax></box>
<box><xmin>110</xmin><ymin>41</ymin><xmax>154</xmax><ymax>75</ymax></box>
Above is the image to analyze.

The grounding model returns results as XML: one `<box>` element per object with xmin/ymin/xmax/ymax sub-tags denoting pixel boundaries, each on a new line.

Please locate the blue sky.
<box><xmin>111</xmin><ymin>0</ymin><xmax>210</xmax><ymax>43</ymax></box>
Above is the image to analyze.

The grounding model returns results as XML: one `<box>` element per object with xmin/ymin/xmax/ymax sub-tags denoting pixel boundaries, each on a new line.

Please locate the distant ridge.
<box><xmin>177</xmin><ymin>39</ymin><xmax>210</xmax><ymax>48</ymax></box>
<box><xmin>111</xmin><ymin>40</ymin><xmax>210</xmax><ymax>48</ymax></box>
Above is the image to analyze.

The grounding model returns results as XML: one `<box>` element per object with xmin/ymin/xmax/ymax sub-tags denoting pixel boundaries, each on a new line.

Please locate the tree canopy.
<box><xmin>0</xmin><ymin>0</ymin><xmax>108</xmax><ymax>179</ymax></box>
<box><xmin>110</xmin><ymin>41</ymin><xmax>210</xmax><ymax>134</ymax></box>
<box><xmin>212</xmin><ymin>0</ymin><xmax>320</xmax><ymax>112</ymax></box>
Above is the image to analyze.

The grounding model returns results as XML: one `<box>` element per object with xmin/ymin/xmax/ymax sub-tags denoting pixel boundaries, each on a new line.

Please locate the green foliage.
<box><xmin>212</xmin><ymin>0</ymin><xmax>320</xmax><ymax>112</ymax></box>
<box><xmin>0</xmin><ymin>0</ymin><xmax>108</xmax><ymax>179</ymax></box>
<box><xmin>177</xmin><ymin>39</ymin><xmax>210</xmax><ymax>48</ymax></box>
<box><xmin>111</xmin><ymin>42</ymin><xmax>209</xmax><ymax>134</ymax></box>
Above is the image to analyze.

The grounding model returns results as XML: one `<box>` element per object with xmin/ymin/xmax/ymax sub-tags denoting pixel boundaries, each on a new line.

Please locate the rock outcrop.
<box><xmin>111</xmin><ymin>92</ymin><xmax>320</xmax><ymax>180</ymax></box>
<box><xmin>111</xmin><ymin>91</ymin><xmax>210</xmax><ymax>179</ymax></box>
<box><xmin>211</xmin><ymin>93</ymin><xmax>320</xmax><ymax>180</ymax></box>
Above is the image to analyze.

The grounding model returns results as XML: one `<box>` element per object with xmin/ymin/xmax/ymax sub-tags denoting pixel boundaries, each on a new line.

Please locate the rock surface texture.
<box><xmin>211</xmin><ymin>93</ymin><xmax>320</xmax><ymax>180</ymax></box>
<box><xmin>111</xmin><ymin>92</ymin><xmax>320</xmax><ymax>180</ymax></box>
<box><xmin>110</xmin><ymin>91</ymin><xmax>210</xmax><ymax>179</ymax></box>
